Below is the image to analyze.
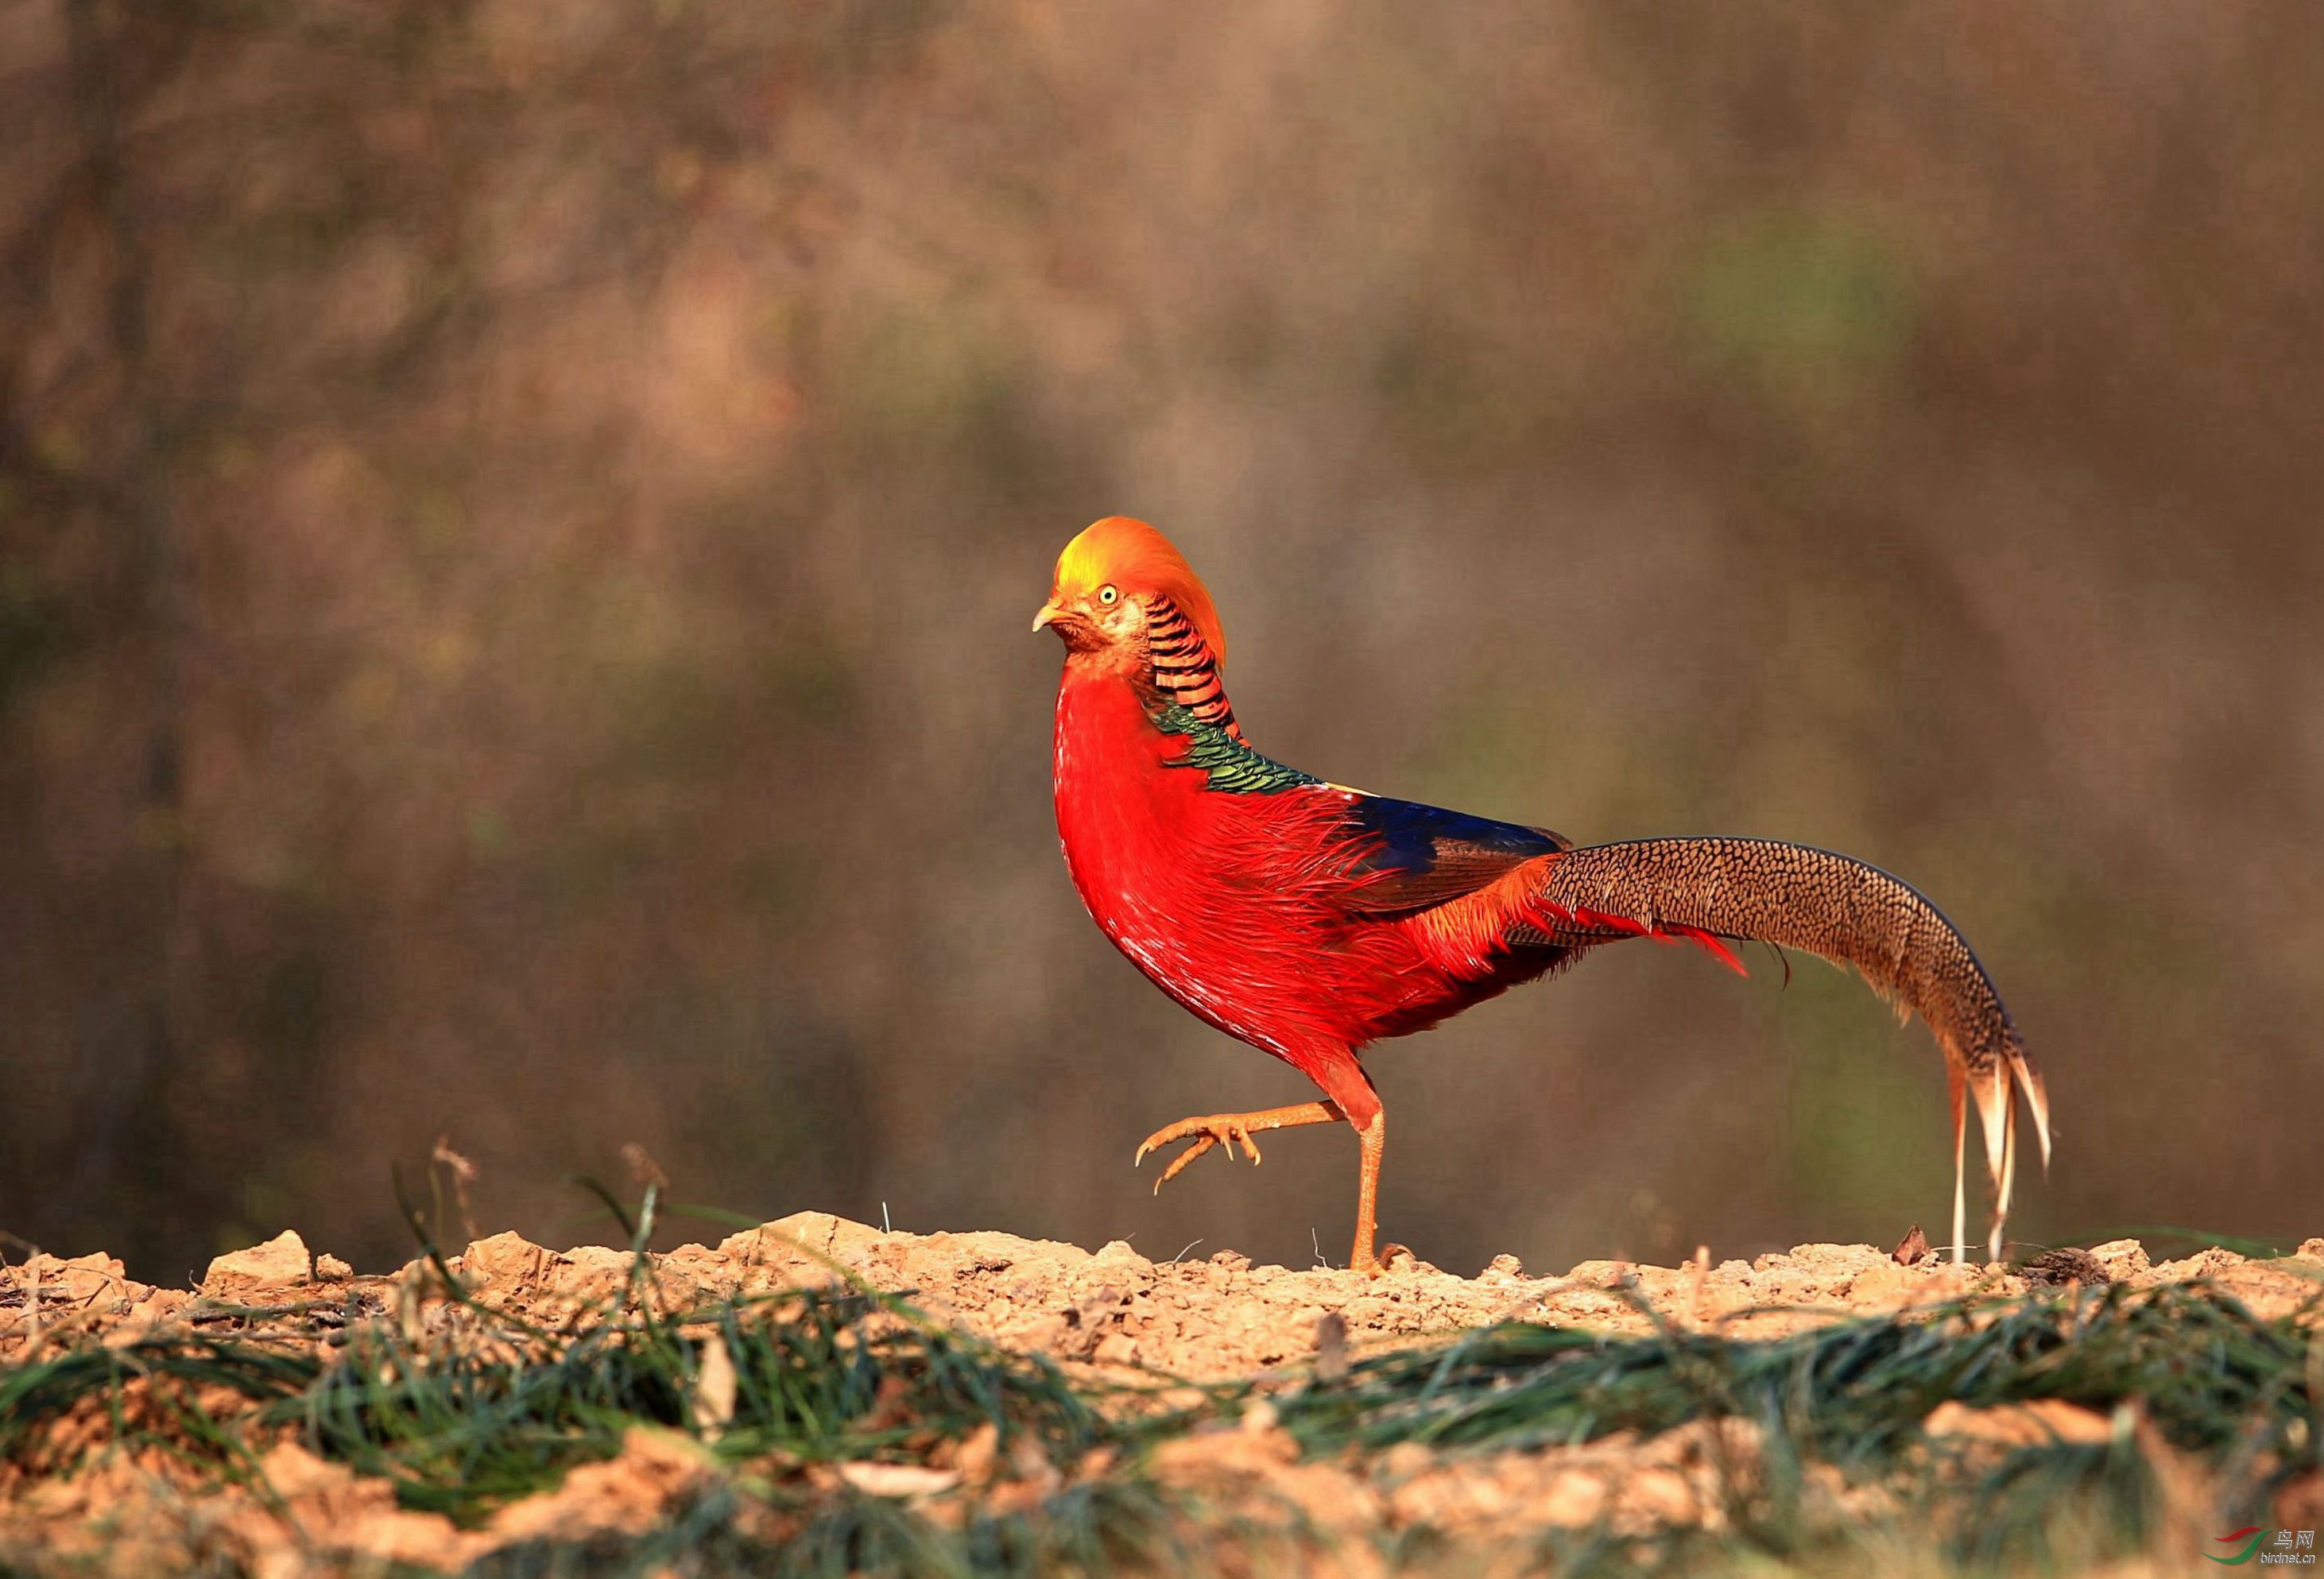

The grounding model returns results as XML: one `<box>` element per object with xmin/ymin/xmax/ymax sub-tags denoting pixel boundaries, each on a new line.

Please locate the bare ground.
<box><xmin>5</xmin><ymin>1217</ymin><xmax>2322</xmax><ymax>1576</ymax></box>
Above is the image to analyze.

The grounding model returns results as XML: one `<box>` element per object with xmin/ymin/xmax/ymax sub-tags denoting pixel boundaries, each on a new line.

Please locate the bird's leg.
<box><xmin>1135</xmin><ymin>1101</ymin><xmax>1345</xmax><ymax>1191</ymax></box>
<box><xmin>1349</xmin><ymin>1108</ymin><xmax>1388</xmax><ymax>1275</ymax></box>
<box><xmin>1305</xmin><ymin>1058</ymin><xmax>1393</xmax><ymax>1275</ymax></box>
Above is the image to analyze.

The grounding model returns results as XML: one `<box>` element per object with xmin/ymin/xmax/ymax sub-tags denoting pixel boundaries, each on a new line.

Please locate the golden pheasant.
<box><xmin>1036</xmin><ymin>516</ymin><xmax>2050</xmax><ymax>1272</ymax></box>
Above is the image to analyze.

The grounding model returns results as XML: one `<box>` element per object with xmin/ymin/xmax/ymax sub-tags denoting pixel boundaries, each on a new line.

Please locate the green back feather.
<box><xmin>1153</xmin><ymin>705</ymin><xmax>1318</xmax><ymax>794</ymax></box>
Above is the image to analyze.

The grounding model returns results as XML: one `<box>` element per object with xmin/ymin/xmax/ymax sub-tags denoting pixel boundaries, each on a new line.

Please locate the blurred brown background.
<box><xmin>5</xmin><ymin>2</ymin><xmax>2321</xmax><ymax>1282</ymax></box>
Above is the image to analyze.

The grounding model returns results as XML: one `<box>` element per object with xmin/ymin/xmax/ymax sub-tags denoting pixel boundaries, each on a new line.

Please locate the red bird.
<box><xmin>1036</xmin><ymin>517</ymin><xmax>2050</xmax><ymax>1272</ymax></box>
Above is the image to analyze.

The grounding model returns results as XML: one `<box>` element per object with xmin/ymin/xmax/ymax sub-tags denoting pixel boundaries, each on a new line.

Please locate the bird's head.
<box><xmin>1032</xmin><ymin>517</ymin><xmax>1227</xmax><ymax>671</ymax></box>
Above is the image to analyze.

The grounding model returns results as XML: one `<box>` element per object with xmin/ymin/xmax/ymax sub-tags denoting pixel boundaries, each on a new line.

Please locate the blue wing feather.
<box><xmin>1338</xmin><ymin>793</ymin><xmax>1569</xmax><ymax>916</ymax></box>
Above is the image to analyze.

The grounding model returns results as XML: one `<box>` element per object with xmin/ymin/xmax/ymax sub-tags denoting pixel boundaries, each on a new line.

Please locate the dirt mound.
<box><xmin>17</xmin><ymin>1214</ymin><xmax>2315</xmax><ymax>1380</ymax></box>
<box><xmin>659</xmin><ymin>1214</ymin><xmax>2324</xmax><ymax>1380</ymax></box>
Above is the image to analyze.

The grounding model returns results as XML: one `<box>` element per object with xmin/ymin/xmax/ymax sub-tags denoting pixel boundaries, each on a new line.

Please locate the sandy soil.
<box><xmin>5</xmin><ymin>1218</ymin><xmax>2322</xmax><ymax>1576</ymax></box>
<box><xmin>708</xmin><ymin>1215</ymin><xmax>2324</xmax><ymax>1373</ymax></box>
<box><xmin>13</xmin><ymin>1213</ymin><xmax>2322</xmax><ymax>1383</ymax></box>
<box><xmin>603</xmin><ymin>1213</ymin><xmax>2324</xmax><ymax>1387</ymax></box>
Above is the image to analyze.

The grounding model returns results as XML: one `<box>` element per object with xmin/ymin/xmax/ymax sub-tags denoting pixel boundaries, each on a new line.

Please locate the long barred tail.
<box><xmin>1532</xmin><ymin>837</ymin><xmax>2051</xmax><ymax>1264</ymax></box>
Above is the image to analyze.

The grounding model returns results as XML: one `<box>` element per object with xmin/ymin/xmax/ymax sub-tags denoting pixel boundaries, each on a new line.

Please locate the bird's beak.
<box><xmin>1032</xmin><ymin>599</ymin><xmax>1067</xmax><ymax>634</ymax></box>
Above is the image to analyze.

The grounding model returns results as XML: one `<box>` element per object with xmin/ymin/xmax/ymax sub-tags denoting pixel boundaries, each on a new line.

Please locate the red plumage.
<box><xmin>1037</xmin><ymin>517</ymin><xmax>2049</xmax><ymax>1272</ymax></box>
<box><xmin>1055</xmin><ymin>668</ymin><xmax>1515</xmax><ymax>1109</ymax></box>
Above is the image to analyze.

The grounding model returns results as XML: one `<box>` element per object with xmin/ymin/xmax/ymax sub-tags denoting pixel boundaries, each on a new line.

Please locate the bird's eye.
<box><xmin>1098</xmin><ymin>585</ymin><xmax>1118</xmax><ymax>605</ymax></box>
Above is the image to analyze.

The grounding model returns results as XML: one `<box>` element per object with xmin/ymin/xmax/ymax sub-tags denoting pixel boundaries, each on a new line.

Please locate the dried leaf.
<box><xmin>1892</xmin><ymin>1225</ymin><xmax>1931</xmax><ymax>1267</ymax></box>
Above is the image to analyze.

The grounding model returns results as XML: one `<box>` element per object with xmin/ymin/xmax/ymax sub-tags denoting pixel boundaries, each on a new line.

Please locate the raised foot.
<box><xmin>1134</xmin><ymin>1113</ymin><xmax>1269</xmax><ymax>1193</ymax></box>
<box><xmin>1130</xmin><ymin>1101</ymin><xmax>1343</xmax><ymax>1194</ymax></box>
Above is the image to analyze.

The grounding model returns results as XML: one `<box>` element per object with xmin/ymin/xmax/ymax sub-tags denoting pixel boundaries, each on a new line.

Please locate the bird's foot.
<box><xmin>1133</xmin><ymin>1113</ymin><xmax>1269</xmax><ymax>1193</ymax></box>
<box><xmin>1131</xmin><ymin>1101</ymin><xmax>1342</xmax><ymax>1193</ymax></box>
<box><xmin>1348</xmin><ymin>1240</ymin><xmax>1418</xmax><ymax>1277</ymax></box>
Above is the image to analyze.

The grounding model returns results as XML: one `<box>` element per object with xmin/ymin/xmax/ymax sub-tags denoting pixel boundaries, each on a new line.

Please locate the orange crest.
<box><xmin>1050</xmin><ymin>517</ymin><xmax>1229</xmax><ymax>665</ymax></box>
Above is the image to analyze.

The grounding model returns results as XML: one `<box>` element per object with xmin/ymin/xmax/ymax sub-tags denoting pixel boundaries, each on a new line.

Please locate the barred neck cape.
<box><xmin>1040</xmin><ymin>515</ymin><xmax>2050</xmax><ymax>1273</ymax></box>
<box><xmin>1144</xmin><ymin>593</ymin><xmax>1245</xmax><ymax>737</ymax></box>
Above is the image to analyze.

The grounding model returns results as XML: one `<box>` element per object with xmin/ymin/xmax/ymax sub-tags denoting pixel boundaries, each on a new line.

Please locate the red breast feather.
<box><xmin>1052</xmin><ymin>670</ymin><xmax>1544</xmax><ymax>1082</ymax></box>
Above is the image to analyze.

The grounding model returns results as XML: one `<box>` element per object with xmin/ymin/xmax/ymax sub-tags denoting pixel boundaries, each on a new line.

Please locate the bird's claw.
<box><xmin>1134</xmin><ymin>1115</ymin><xmax>1265</xmax><ymax>1194</ymax></box>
